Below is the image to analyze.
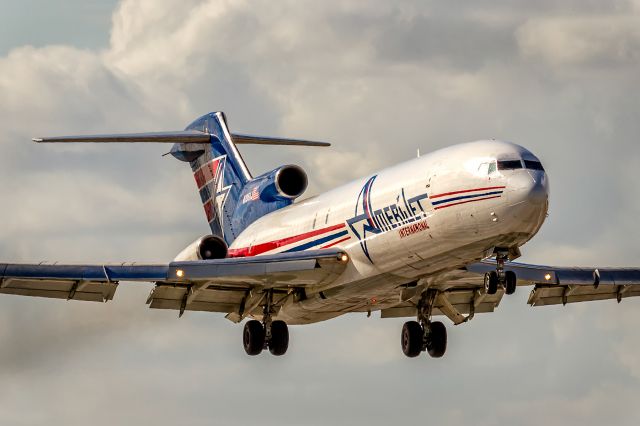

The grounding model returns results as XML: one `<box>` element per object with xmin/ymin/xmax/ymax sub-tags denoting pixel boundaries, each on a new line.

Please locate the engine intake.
<box><xmin>275</xmin><ymin>165</ymin><xmax>308</xmax><ymax>199</ymax></box>
<box><xmin>174</xmin><ymin>235</ymin><xmax>228</xmax><ymax>261</ymax></box>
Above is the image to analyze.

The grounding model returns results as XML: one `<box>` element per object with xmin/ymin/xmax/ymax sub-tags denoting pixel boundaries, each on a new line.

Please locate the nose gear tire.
<box><xmin>505</xmin><ymin>270</ymin><xmax>517</xmax><ymax>295</ymax></box>
<box><xmin>485</xmin><ymin>271</ymin><xmax>499</xmax><ymax>295</ymax></box>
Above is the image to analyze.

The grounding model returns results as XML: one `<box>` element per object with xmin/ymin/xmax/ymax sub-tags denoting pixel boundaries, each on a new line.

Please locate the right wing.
<box><xmin>0</xmin><ymin>250</ymin><xmax>348</xmax><ymax>319</ymax></box>
<box><xmin>466</xmin><ymin>261</ymin><xmax>640</xmax><ymax>306</ymax></box>
<box><xmin>380</xmin><ymin>261</ymin><xmax>640</xmax><ymax>325</ymax></box>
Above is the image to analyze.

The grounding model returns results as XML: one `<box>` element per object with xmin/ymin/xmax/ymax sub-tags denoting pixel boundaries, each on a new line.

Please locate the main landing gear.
<box><xmin>401</xmin><ymin>290</ymin><xmax>447</xmax><ymax>358</ymax></box>
<box><xmin>484</xmin><ymin>251</ymin><xmax>517</xmax><ymax>295</ymax></box>
<box><xmin>243</xmin><ymin>290</ymin><xmax>289</xmax><ymax>356</ymax></box>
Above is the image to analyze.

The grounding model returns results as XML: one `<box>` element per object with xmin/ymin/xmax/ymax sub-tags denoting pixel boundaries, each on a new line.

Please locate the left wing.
<box><xmin>0</xmin><ymin>250</ymin><xmax>348</xmax><ymax>317</ymax></box>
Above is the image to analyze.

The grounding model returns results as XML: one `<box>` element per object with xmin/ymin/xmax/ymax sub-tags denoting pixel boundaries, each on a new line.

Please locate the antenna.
<box><xmin>417</xmin><ymin>148</ymin><xmax>421</xmax><ymax>158</ymax></box>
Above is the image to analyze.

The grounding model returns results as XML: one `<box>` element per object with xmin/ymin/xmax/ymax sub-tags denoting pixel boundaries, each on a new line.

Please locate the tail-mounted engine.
<box><xmin>227</xmin><ymin>164</ymin><xmax>308</xmax><ymax>242</ymax></box>
<box><xmin>254</xmin><ymin>165</ymin><xmax>308</xmax><ymax>201</ymax></box>
<box><xmin>174</xmin><ymin>235</ymin><xmax>228</xmax><ymax>261</ymax></box>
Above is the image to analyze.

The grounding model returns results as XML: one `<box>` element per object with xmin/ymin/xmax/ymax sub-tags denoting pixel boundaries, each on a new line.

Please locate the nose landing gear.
<box><xmin>484</xmin><ymin>251</ymin><xmax>517</xmax><ymax>295</ymax></box>
<box><xmin>401</xmin><ymin>290</ymin><xmax>448</xmax><ymax>358</ymax></box>
<box><xmin>242</xmin><ymin>290</ymin><xmax>289</xmax><ymax>356</ymax></box>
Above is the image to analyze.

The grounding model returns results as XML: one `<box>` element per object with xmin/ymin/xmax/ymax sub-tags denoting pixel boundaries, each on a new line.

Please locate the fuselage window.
<box><xmin>524</xmin><ymin>160</ymin><xmax>544</xmax><ymax>171</ymax></box>
<box><xmin>497</xmin><ymin>160</ymin><xmax>523</xmax><ymax>170</ymax></box>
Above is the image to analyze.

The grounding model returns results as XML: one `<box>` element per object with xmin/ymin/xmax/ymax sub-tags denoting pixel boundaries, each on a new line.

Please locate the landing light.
<box><xmin>176</xmin><ymin>269</ymin><xmax>185</xmax><ymax>278</ymax></box>
<box><xmin>339</xmin><ymin>254</ymin><xmax>349</xmax><ymax>262</ymax></box>
<box><xmin>544</xmin><ymin>273</ymin><xmax>552</xmax><ymax>281</ymax></box>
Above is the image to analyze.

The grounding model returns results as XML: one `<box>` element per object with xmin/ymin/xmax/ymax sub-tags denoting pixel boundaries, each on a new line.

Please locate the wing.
<box><xmin>466</xmin><ymin>261</ymin><xmax>640</xmax><ymax>306</ymax></box>
<box><xmin>380</xmin><ymin>260</ymin><xmax>640</xmax><ymax>325</ymax></box>
<box><xmin>0</xmin><ymin>250</ymin><xmax>348</xmax><ymax>318</ymax></box>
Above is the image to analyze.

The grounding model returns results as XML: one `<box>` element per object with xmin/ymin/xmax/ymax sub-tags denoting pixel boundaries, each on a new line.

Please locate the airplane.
<box><xmin>2</xmin><ymin>111</ymin><xmax>640</xmax><ymax>358</ymax></box>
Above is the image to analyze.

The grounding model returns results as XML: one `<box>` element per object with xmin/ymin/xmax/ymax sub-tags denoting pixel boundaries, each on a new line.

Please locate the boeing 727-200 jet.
<box><xmin>2</xmin><ymin>111</ymin><xmax>639</xmax><ymax>358</ymax></box>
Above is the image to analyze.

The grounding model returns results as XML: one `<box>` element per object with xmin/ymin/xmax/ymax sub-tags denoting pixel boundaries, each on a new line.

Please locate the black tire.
<box><xmin>426</xmin><ymin>321</ymin><xmax>447</xmax><ymax>358</ymax></box>
<box><xmin>269</xmin><ymin>320</ymin><xmax>289</xmax><ymax>356</ymax></box>
<box><xmin>485</xmin><ymin>271</ymin><xmax>499</xmax><ymax>295</ymax></box>
<box><xmin>401</xmin><ymin>321</ymin><xmax>423</xmax><ymax>358</ymax></box>
<box><xmin>243</xmin><ymin>320</ymin><xmax>265</xmax><ymax>356</ymax></box>
<box><xmin>505</xmin><ymin>270</ymin><xmax>517</xmax><ymax>295</ymax></box>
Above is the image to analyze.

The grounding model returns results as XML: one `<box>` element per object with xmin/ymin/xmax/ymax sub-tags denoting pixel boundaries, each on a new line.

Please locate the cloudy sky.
<box><xmin>1</xmin><ymin>0</ymin><xmax>640</xmax><ymax>424</ymax></box>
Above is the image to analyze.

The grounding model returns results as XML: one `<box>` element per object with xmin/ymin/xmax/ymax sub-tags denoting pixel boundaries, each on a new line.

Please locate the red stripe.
<box><xmin>434</xmin><ymin>195</ymin><xmax>501</xmax><ymax>210</ymax></box>
<box><xmin>321</xmin><ymin>236</ymin><xmax>351</xmax><ymax>249</ymax></box>
<box><xmin>430</xmin><ymin>186</ymin><xmax>506</xmax><ymax>199</ymax></box>
<box><xmin>194</xmin><ymin>169</ymin><xmax>206</xmax><ymax>189</ymax></box>
<box><xmin>228</xmin><ymin>223</ymin><xmax>347</xmax><ymax>257</ymax></box>
<box><xmin>203</xmin><ymin>199</ymin><xmax>214</xmax><ymax>221</ymax></box>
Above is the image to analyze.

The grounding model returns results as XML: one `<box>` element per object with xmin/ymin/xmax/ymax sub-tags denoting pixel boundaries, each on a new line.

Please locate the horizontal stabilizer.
<box><xmin>33</xmin><ymin>132</ymin><xmax>329</xmax><ymax>147</ymax></box>
<box><xmin>33</xmin><ymin>131</ymin><xmax>211</xmax><ymax>143</ymax></box>
<box><xmin>231</xmin><ymin>133</ymin><xmax>330</xmax><ymax>147</ymax></box>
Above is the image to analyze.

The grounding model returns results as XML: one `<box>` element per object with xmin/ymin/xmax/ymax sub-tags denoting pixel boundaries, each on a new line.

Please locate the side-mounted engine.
<box><xmin>174</xmin><ymin>234</ymin><xmax>228</xmax><ymax>261</ymax></box>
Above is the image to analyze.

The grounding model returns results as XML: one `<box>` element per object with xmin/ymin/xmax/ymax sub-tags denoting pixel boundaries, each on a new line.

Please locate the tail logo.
<box><xmin>194</xmin><ymin>155</ymin><xmax>232</xmax><ymax>231</ymax></box>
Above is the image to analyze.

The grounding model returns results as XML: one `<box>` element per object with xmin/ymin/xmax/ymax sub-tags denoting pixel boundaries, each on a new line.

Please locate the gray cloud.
<box><xmin>1</xmin><ymin>0</ymin><xmax>640</xmax><ymax>425</ymax></box>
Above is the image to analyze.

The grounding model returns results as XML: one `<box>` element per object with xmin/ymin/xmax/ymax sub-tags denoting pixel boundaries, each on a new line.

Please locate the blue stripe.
<box><xmin>432</xmin><ymin>191</ymin><xmax>503</xmax><ymax>206</ymax></box>
<box><xmin>284</xmin><ymin>230</ymin><xmax>349</xmax><ymax>253</ymax></box>
<box><xmin>199</xmin><ymin>185</ymin><xmax>211</xmax><ymax>203</ymax></box>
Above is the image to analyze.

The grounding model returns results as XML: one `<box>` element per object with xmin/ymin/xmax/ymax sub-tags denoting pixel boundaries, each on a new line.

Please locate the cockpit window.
<box><xmin>478</xmin><ymin>161</ymin><xmax>498</xmax><ymax>175</ymax></box>
<box><xmin>524</xmin><ymin>159</ymin><xmax>544</xmax><ymax>171</ymax></box>
<box><xmin>497</xmin><ymin>160</ymin><xmax>523</xmax><ymax>170</ymax></box>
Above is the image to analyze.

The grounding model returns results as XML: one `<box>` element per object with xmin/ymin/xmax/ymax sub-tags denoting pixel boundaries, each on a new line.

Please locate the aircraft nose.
<box><xmin>508</xmin><ymin>170</ymin><xmax>549</xmax><ymax>205</ymax></box>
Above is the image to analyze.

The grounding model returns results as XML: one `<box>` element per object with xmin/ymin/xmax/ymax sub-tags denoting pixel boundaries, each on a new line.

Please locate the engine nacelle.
<box><xmin>252</xmin><ymin>165</ymin><xmax>308</xmax><ymax>202</ymax></box>
<box><xmin>173</xmin><ymin>235</ymin><xmax>228</xmax><ymax>261</ymax></box>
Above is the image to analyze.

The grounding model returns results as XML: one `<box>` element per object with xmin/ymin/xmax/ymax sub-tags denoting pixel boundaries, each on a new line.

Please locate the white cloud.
<box><xmin>1</xmin><ymin>1</ymin><xmax>640</xmax><ymax>425</ymax></box>
<box><xmin>517</xmin><ymin>16</ymin><xmax>640</xmax><ymax>67</ymax></box>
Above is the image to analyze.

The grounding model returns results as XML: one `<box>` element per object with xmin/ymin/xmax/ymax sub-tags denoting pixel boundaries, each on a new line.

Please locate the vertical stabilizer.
<box><xmin>171</xmin><ymin>112</ymin><xmax>252</xmax><ymax>245</ymax></box>
<box><xmin>33</xmin><ymin>110</ymin><xmax>329</xmax><ymax>249</ymax></box>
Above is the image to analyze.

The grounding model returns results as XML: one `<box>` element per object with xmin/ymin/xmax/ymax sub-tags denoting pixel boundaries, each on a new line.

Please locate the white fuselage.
<box><xmin>228</xmin><ymin>140</ymin><xmax>549</xmax><ymax>324</ymax></box>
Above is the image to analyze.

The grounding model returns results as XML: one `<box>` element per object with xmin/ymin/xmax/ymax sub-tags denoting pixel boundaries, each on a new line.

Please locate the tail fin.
<box><xmin>173</xmin><ymin>112</ymin><xmax>252</xmax><ymax>244</ymax></box>
<box><xmin>33</xmin><ymin>111</ymin><xmax>329</xmax><ymax>246</ymax></box>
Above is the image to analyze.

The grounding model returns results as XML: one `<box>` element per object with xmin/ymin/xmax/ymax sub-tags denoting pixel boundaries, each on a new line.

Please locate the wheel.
<box><xmin>426</xmin><ymin>321</ymin><xmax>447</xmax><ymax>358</ymax></box>
<box><xmin>269</xmin><ymin>320</ymin><xmax>289</xmax><ymax>356</ymax></box>
<box><xmin>505</xmin><ymin>270</ymin><xmax>517</xmax><ymax>295</ymax></box>
<box><xmin>485</xmin><ymin>271</ymin><xmax>499</xmax><ymax>295</ymax></box>
<box><xmin>401</xmin><ymin>321</ymin><xmax>423</xmax><ymax>358</ymax></box>
<box><xmin>243</xmin><ymin>320</ymin><xmax>265</xmax><ymax>356</ymax></box>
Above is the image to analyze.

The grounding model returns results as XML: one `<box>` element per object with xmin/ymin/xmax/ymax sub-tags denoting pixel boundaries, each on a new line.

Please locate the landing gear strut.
<box><xmin>242</xmin><ymin>290</ymin><xmax>289</xmax><ymax>356</ymax></box>
<box><xmin>484</xmin><ymin>251</ymin><xmax>517</xmax><ymax>295</ymax></box>
<box><xmin>401</xmin><ymin>290</ymin><xmax>447</xmax><ymax>358</ymax></box>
